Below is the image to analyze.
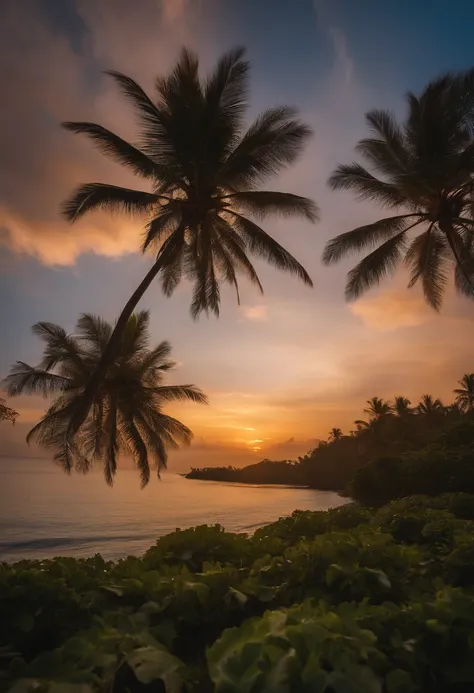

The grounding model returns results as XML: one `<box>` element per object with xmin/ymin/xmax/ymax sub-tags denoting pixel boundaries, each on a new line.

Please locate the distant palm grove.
<box><xmin>3</xmin><ymin>47</ymin><xmax>474</xmax><ymax>485</ymax></box>
<box><xmin>187</xmin><ymin>373</ymin><xmax>474</xmax><ymax>500</ymax></box>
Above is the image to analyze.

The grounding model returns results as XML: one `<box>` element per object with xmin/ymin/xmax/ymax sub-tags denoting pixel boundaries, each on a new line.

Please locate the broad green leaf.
<box><xmin>127</xmin><ymin>646</ymin><xmax>186</xmax><ymax>692</ymax></box>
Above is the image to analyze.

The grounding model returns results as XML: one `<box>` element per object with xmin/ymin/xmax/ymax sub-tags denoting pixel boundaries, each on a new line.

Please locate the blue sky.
<box><xmin>2</xmin><ymin>0</ymin><xmax>474</xmax><ymax>471</ymax></box>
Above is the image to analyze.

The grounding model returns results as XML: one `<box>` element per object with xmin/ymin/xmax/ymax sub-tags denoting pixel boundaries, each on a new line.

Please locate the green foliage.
<box><xmin>352</xmin><ymin>416</ymin><xmax>474</xmax><ymax>506</ymax></box>
<box><xmin>4</xmin><ymin>494</ymin><xmax>474</xmax><ymax>691</ymax></box>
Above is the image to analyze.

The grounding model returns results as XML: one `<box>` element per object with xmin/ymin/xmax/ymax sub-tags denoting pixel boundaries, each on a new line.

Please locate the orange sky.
<box><xmin>1</xmin><ymin>0</ymin><xmax>474</xmax><ymax>473</ymax></box>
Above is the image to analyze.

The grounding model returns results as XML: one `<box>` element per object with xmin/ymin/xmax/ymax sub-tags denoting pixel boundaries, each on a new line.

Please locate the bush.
<box><xmin>3</xmin><ymin>494</ymin><xmax>474</xmax><ymax>692</ymax></box>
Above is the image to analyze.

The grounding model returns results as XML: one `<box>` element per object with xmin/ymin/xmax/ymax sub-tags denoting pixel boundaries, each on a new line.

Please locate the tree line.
<box><xmin>2</xmin><ymin>47</ymin><xmax>474</xmax><ymax>485</ymax></box>
<box><xmin>187</xmin><ymin>374</ymin><xmax>474</xmax><ymax>489</ymax></box>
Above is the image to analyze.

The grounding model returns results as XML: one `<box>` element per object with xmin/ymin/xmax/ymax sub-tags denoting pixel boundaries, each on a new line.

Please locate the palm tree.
<box><xmin>454</xmin><ymin>373</ymin><xmax>474</xmax><ymax>412</ymax></box>
<box><xmin>62</xmin><ymin>46</ymin><xmax>317</xmax><ymax>438</ymax></box>
<box><xmin>4</xmin><ymin>312</ymin><xmax>207</xmax><ymax>487</ymax></box>
<box><xmin>0</xmin><ymin>397</ymin><xmax>17</xmax><ymax>425</ymax></box>
<box><xmin>416</xmin><ymin>394</ymin><xmax>445</xmax><ymax>416</ymax></box>
<box><xmin>328</xmin><ymin>427</ymin><xmax>343</xmax><ymax>441</ymax></box>
<box><xmin>323</xmin><ymin>69</ymin><xmax>474</xmax><ymax>309</ymax></box>
<box><xmin>392</xmin><ymin>396</ymin><xmax>412</xmax><ymax>418</ymax></box>
<box><xmin>363</xmin><ymin>397</ymin><xmax>392</xmax><ymax>421</ymax></box>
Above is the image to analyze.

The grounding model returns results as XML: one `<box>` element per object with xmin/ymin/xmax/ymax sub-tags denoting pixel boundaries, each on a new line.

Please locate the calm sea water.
<box><xmin>0</xmin><ymin>457</ymin><xmax>346</xmax><ymax>563</ymax></box>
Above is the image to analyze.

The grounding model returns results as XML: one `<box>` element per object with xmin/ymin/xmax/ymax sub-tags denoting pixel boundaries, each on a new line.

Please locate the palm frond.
<box><xmin>105</xmin><ymin>70</ymin><xmax>166</xmax><ymax>140</ymax></box>
<box><xmin>4</xmin><ymin>362</ymin><xmax>72</xmax><ymax>397</ymax></box>
<box><xmin>61</xmin><ymin>183</ymin><xmax>160</xmax><ymax>222</ymax></box>
<box><xmin>190</xmin><ymin>256</ymin><xmax>221</xmax><ymax>319</ymax></box>
<box><xmin>323</xmin><ymin>214</ymin><xmax>421</xmax><ymax>265</ymax></box>
<box><xmin>119</xmin><ymin>411</ymin><xmax>150</xmax><ymax>488</ymax></box>
<box><xmin>120</xmin><ymin>311</ymin><xmax>150</xmax><ymax>361</ymax></box>
<box><xmin>214</xmin><ymin>217</ymin><xmax>264</xmax><ymax>293</ymax></box>
<box><xmin>135</xmin><ymin>341</ymin><xmax>175</xmax><ymax>379</ymax></box>
<box><xmin>345</xmin><ymin>230</ymin><xmax>408</xmax><ymax>300</ymax></box>
<box><xmin>62</xmin><ymin>122</ymin><xmax>162</xmax><ymax>180</ymax></box>
<box><xmin>150</xmin><ymin>385</ymin><xmax>209</xmax><ymax>405</ymax></box>
<box><xmin>328</xmin><ymin>163</ymin><xmax>407</xmax><ymax>208</ymax></box>
<box><xmin>452</xmin><ymin>225</ymin><xmax>474</xmax><ymax>297</ymax></box>
<box><xmin>357</xmin><ymin>109</ymin><xmax>409</xmax><ymax>178</ymax></box>
<box><xmin>222</xmin><ymin>107</ymin><xmax>312</xmax><ymax>187</ymax></box>
<box><xmin>405</xmin><ymin>227</ymin><xmax>448</xmax><ymax>310</ymax></box>
<box><xmin>204</xmin><ymin>46</ymin><xmax>249</xmax><ymax>159</ymax></box>
<box><xmin>32</xmin><ymin>322</ymin><xmax>85</xmax><ymax>373</ymax></box>
<box><xmin>142</xmin><ymin>209</ymin><xmax>179</xmax><ymax>252</ymax></box>
<box><xmin>225</xmin><ymin>191</ymin><xmax>319</xmax><ymax>222</ymax></box>
<box><xmin>76</xmin><ymin>314</ymin><xmax>112</xmax><ymax>354</ymax></box>
<box><xmin>103</xmin><ymin>399</ymin><xmax>118</xmax><ymax>486</ymax></box>
<box><xmin>230</xmin><ymin>212</ymin><xmax>313</xmax><ymax>286</ymax></box>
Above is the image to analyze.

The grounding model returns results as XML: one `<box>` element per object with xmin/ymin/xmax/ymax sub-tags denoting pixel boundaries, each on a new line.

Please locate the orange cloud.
<box><xmin>239</xmin><ymin>304</ymin><xmax>268</xmax><ymax>321</ymax></box>
<box><xmin>350</xmin><ymin>289</ymin><xmax>433</xmax><ymax>331</ymax></box>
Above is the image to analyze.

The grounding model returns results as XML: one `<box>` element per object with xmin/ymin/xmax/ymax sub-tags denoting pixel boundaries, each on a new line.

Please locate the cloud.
<box><xmin>0</xmin><ymin>0</ymin><xmax>202</xmax><ymax>265</ymax></box>
<box><xmin>239</xmin><ymin>304</ymin><xmax>268</xmax><ymax>321</ymax></box>
<box><xmin>162</xmin><ymin>0</ymin><xmax>188</xmax><ymax>23</ymax></box>
<box><xmin>350</xmin><ymin>289</ymin><xmax>434</xmax><ymax>331</ymax></box>
<box><xmin>328</xmin><ymin>27</ymin><xmax>354</xmax><ymax>85</ymax></box>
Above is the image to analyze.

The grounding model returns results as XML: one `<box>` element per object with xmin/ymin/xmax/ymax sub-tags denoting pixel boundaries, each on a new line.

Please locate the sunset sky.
<box><xmin>2</xmin><ymin>0</ymin><xmax>474</xmax><ymax>472</ymax></box>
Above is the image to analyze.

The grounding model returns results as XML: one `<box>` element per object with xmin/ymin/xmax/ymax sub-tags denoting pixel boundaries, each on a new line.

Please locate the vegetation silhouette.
<box><xmin>4</xmin><ymin>312</ymin><xmax>207</xmax><ymax>486</ymax></box>
<box><xmin>188</xmin><ymin>375</ymin><xmax>474</xmax><ymax>491</ymax></box>
<box><xmin>61</xmin><ymin>46</ymin><xmax>317</xmax><ymax>442</ymax></box>
<box><xmin>454</xmin><ymin>373</ymin><xmax>474</xmax><ymax>412</ymax></box>
<box><xmin>323</xmin><ymin>69</ymin><xmax>474</xmax><ymax>308</ymax></box>
<box><xmin>0</xmin><ymin>397</ymin><xmax>17</xmax><ymax>425</ymax></box>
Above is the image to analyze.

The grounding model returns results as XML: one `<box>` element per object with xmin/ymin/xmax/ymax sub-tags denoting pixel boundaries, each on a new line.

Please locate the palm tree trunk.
<box><xmin>67</xmin><ymin>256</ymin><xmax>165</xmax><ymax>437</ymax></box>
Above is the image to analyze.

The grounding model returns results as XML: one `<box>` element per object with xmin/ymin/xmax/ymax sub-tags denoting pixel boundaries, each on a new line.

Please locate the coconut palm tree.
<box><xmin>62</xmin><ymin>46</ymin><xmax>317</xmax><ymax>439</ymax></box>
<box><xmin>363</xmin><ymin>397</ymin><xmax>392</xmax><ymax>421</ymax></box>
<box><xmin>4</xmin><ymin>312</ymin><xmax>207</xmax><ymax>487</ymax></box>
<box><xmin>0</xmin><ymin>397</ymin><xmax>17</xmax><ymax>425</ymax></box>
<box><xmin>454</xmin><ymin>373</ymin><xmax>474</xmax><ymax>412</ymax></box>
<box><xmin>323</xmin><ymin>69</ymin><xmax>474</xmax><ymax>309</ymax></box>
<box><xmin>416</xmin><ymin>394</ymin><xmax>445</xmax><ymax>416</ymax></box>
<box><xmin>328</xmin><ymin>427</ymin><xmax>343</xmax><ymax>441</ymax></box>
<box><xmin>392</xmin><ymin>396</ymin><xmax>413</xmax><ymax>418</ymax></box>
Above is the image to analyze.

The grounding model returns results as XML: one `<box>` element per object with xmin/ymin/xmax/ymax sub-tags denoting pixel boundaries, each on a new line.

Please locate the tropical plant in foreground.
<box><xmin>454</xmin><ymin>373</ymin><xmax>474</xmax><ymax>412</ymax></box>
<box><xmin>62</xmin><ymin>46</ymin><xmax>317</xmax><ymax>439</ymax></box>
<box><xmin>323</xmin><ymin>69</ymin><xmax>474</xmax><ymax>308</ymax></box>
<box><xmin>4</xmin><ymin>312</ymin><xmax>207</xmax><ymax>486</ymax></box>
<box><xmin>0</xmin><ymin>397</ymin><xmax>18</xmax><ymax>425</ymax></box>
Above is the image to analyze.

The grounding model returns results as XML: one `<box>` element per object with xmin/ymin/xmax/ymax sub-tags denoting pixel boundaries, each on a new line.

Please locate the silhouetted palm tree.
<box><xmin>393</xmin><ymin>396</ymin><xmax>412</xmax><ymax>418</ymax></box>
<box><xmin>454</xmin><ymin>373</ymin><xmax>474</xmax><ymax>412</ymax></box>
<box><xmin>363</xmin><ymin>397</ymin><xmax>392</xmax><ymax>420</ymax></box>
<box><xmin>417</xmin><ymin>394</ymin><xmax>445</xmax><ymax>416</ymax></box>
<box><xmin>62</xmin><ymin>47</ymin><xmax>317</xmax><ymax>438</ymax></box>
<box><xmin>323</xmin><ymin>69</ymin><xmax>474</xmax><ymax>309</ymax></box>
<box><xmin>0</xmin><ymin>397</ymin><xmax>17</xmax><ymax>425</ymax></box>
<box><xmin>328</xmin><ymin>427</ymin><xmax>343</xmax><ymax>441</ymax></box>
<box><xmin>4</xmin><ymin>312</ymin><xmax>207</xmax><ymax>486</ymax></box>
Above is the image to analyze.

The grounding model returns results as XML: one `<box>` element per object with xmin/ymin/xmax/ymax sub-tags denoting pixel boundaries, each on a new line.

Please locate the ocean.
<box><xmin>0</xmin><ymin>457</ymin><xmax>346</xmax><ymax>562</ymax></box>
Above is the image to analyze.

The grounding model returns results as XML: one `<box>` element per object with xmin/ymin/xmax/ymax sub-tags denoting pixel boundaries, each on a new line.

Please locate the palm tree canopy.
<box><xmin>329</xmin><ymin>427</ymin><xmax>343</xmax><ymax>441</ymax></box>
<box><xmin>62</xmin><ymin>46</ymin><xmax>318</xmax><ymax>318</ymax></box>
<box><xmin>323</xmin><ymin>69</ymin><xmax>474</xmax><ymax>309</ymax></box>
<box><xmin>393</xmin><ymin>396</ymin><xmax>412</xmax><ymax>417</ymax></box>
<box><xmin>4</xmin><ymin>312</ymin><xmax>207</xmax><ymax>487</ymax></box>
<box><xmin>417</xmin><ymin>394</ymin><xmax>444</xmax><ymax>415</ymax></box>
<box><xmin>454</xmin><ymin>373</ymin><xmax>474</xmax><ymax>412</ymax></box>
<box><xmin>363</xmin><ymin>397</ymin><xmax>392</xmax><ymax>420</ymax></box>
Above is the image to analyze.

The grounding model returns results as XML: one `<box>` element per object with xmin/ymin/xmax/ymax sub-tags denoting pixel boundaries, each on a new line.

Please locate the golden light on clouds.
<box><xmin>239</xmin><ymin>304</ymin><xmax>268</xmax><ymax>321</ymax></box>
<box><xmin>350</xmin><ymin>289</ymin><xmax>434</xmax><ymax>331</ymax></box>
